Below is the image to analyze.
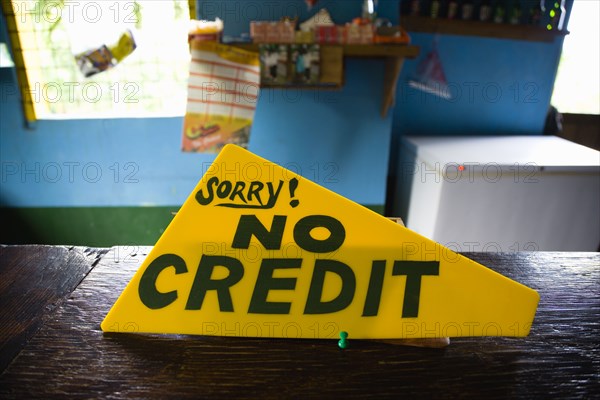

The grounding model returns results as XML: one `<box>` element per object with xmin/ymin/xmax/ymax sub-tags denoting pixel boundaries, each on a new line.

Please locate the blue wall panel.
<box><xmin>392</xmin><ymin>32</ymin><xmax>563</xmax><ymax>136</ymax></box>
<box><xmin>1</xmin><ymin>1</ymin><xmax>397</xmax><ymax>208</ymax></box>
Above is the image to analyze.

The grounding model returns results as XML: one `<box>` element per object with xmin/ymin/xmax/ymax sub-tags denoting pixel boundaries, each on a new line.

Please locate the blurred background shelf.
<box><xmin>230</xmin><ymin>43</ymin><xmax>420</xmax><ymax>117</ymax></box>
<box><xmin>231</xmin><ymin>43</ymin><xmax>420</xmax><ymax>57</ymax></box>
<box><xmin>400</xmin><ymin>16</ymin><xmax>568</xmax><ymax>42</ymax></box>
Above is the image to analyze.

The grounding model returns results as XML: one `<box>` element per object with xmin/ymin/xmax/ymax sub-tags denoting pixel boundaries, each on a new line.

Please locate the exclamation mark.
<box><xmin>289</xmin><ymin>177</ymin><xmax>299</xmax><ymax>208</ymax></box>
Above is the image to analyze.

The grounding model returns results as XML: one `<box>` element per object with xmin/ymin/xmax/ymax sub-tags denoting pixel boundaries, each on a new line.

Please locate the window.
<box><xmin>4</xmin><ymin>0</ymin><xmax>193</xmax><ymax>120</ymax></box>
<box><xmin>551</xmin><ymin>1</ymin><xmax>600</xmax><ymax>115</ymax></box>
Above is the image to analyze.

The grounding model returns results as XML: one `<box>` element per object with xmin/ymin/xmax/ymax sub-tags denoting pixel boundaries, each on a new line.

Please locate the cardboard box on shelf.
<box><xmin>251</xmin><ymin>21</ymin><xmax>295</xmax><ymax>43</ymax></box>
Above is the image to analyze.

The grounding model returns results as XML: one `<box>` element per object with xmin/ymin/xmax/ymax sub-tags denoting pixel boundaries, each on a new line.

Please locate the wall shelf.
<box><xmin>230</xmin><ymin>43</ymin><xmax>420</xmax><ymax>117</ymax></box>
<box><xmin>232</xmin><ymin>43</ymin><xmax>420</xmax><ymax>58</ymax></box>
<box><xmin>400</xmin><ymin>16</ymin><xmax>568</xmax><ymax>42</ymax></box>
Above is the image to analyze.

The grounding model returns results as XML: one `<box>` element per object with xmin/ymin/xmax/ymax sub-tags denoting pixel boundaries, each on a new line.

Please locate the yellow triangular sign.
<box><xmin>102</xmin><ymin>145</ymin><xmax>539</xmax><ymax>339</ymax></box>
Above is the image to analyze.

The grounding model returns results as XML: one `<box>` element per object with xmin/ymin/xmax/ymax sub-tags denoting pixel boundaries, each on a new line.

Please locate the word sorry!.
<box><xmin>196</xmin><ymin>177</ymin><xmax>302</xmax><ymax>209</ymax></box>
<box><xmin>138</xmin><ymin>215</ymin><xmax>439</xmax><ymax>317</ymax></box>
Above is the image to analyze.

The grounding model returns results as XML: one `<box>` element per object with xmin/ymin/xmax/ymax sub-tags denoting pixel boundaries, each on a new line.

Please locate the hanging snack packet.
<box><xmin>182</xmin><ymin>41</ymin><xmax>260</xmax><ymax>153</ymax></box>
<box><xmin>75</xmin><ymin>30</ymin><xmax>136</xmax><ymax>77</ymax></box>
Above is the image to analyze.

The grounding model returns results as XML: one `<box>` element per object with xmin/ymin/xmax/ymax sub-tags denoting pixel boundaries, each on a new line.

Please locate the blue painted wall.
<box><xmin>392</xmin><ymin>0</ymin><xmax>572</xmax><ymax>136</ymax></box>
<box><xmin>392</xmin><ymin>33</ymin><xmax>564</xmax><ymax>136</ymax></box>
<box><xmin>1</xmin><ymin>0</ymin><xmax>399</xmax><ymax>210</ymax></box>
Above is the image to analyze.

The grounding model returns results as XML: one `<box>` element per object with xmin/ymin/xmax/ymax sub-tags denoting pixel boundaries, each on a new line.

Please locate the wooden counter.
<box><xmin>1</xmin><ymin>245</ymin><xmax>598</xmax><ymax>398</ymax></box>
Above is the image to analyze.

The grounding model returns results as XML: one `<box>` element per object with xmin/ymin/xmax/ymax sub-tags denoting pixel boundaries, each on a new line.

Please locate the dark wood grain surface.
<box><xmin>0</xmin><ymin>246</ymin><xmax>598</xmax><ymax>399</ymax></box>
<box><xmin>0</xmin><ymin>245</ymin><xmax>107</xmax><ymax>372</ymax></box>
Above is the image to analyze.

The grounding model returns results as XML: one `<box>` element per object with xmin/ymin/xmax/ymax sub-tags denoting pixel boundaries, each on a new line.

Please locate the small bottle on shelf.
<box><xmin>447</xmin><ymin>0</ymin><xmax>459</xmax><ymax>19</ymax></box>
<box><xmin>430</xmin><ymin>0</ymin><xmax>441</xmax><ymax>18</ymax></box>
<box><xmin>362</xmin><ymin>0</ymin><xmax>377</xmax><ymax>22</ymax></box>
<box><xmin>461</xmin><ymin>0</ymin><xmax>475</xmax><ymax>20</ymax></box>
<box><xmin>529</xmin><ymin>0</ymin><xmax>545</xmax><ymax>26</ymax></box>
<box><xmin>410</xmin><ymin>0</ymin><xmax>421</xmax><ymax>16</ymax></box>
<box><xmin>509</xmin><ymin>0</ymin><xmax>522</xmax><ymax>24</ymax></box>
<box><xmin>479</xmin><ymin>0</ymin><xmax>493</xmax><ymax>22</ymax></box>
<box><xmin>493</xmin><ymin>1</ymin><xmax>506</xmax><ymax>23</ymax></box>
